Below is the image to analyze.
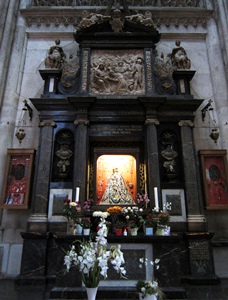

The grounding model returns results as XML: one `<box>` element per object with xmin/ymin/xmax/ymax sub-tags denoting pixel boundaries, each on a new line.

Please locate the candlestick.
<box><xmin>154</xmin><ymin>187</ymin><xmax>159</xmax><ymax>211</ymax></box>
<box><xmin>75</xmin><ymin>187</ymin><xmax>80</xmax><ymax>203</ymax></box>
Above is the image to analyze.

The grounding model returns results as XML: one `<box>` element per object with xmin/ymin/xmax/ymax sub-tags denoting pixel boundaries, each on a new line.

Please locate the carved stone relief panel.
<box><xmin>90</xmin><ymin>49</ymin><xmax>145</xmax><ymax>95</ymax></box>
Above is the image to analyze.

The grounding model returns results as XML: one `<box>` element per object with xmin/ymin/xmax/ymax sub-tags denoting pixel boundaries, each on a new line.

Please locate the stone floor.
<box><xmin>0</xmin><ymin>278</ymin><xmax>228</xmax><ymax>300</ymax></box>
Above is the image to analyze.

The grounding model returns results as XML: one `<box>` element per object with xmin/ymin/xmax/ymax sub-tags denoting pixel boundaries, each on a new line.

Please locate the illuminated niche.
<box><xmin>96</xmin><ymin>155</ymin><xmax>136</xmax><ymax>205</ymax></box>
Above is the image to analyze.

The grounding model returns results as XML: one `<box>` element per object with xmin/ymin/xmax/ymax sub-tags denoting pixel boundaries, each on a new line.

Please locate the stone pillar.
<box><xmin>213</xmin><ymin>0</ymin><xmax>228</xmax><ymax>83</ymax></box>
<box><xmin>145</xmin><ymin>118</ymin><xmax>161</xmax><ymax>208</ymax></box>
<box><xmin>73</xmin><ymin>118</ymin><xmax>89</xmax><ymax>204</ymax></box>
<box><xmin>27</xmin><ymin>120</ymin><xmax>56</xmax><ymax>233</ymax></box>
<box><xmin>0</xmin><ymin>0</ymin><xmax>20</xmax><ymax>108</ymax></box>
<box><xmin>178</xmin><ymin>120</ymin><xmax>206</xmax><ymax>231</ymax></box>
<box><xmin>0</xmin><ymin>2</ymin><xmax>8</xmax><ymax>43</ymax></box>
<box><xmin>206</xmin><ymin>12</ymin><xmax>228</xmax><ymax>150</ymax></box>
<box><xmin>0</xmin><ymin>3</ymin><xmax>27</xmax><ymax>225</ymax></box>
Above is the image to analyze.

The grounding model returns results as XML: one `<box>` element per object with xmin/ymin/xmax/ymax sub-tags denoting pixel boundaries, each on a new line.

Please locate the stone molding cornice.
<box><xmin>20</xmin><ymin>7</ymin><xmax>212</xmax><ymax>28</ymax></box>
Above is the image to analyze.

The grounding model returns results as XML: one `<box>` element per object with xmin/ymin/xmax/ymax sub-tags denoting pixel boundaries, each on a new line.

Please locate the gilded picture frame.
<box><xmin>199</xmin><ymin>150</ymin><xmax>228</xmax><ymax>210</ymax></box>
<box><xmin>0</xmin><ymin>149</ymin><xmax>35</xmax><ymax>209</ymax></box>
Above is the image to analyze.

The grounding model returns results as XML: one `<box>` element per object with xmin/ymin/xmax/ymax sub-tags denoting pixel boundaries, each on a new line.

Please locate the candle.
<box><xmin>154</xmin><ymin>187</ymin><xmax>159</xmax><ymax>211</ymax></box>
<box><xmin>75</xmin><ymin>187</ymin><xmax>80</xmax><ymax>203</ymax></box>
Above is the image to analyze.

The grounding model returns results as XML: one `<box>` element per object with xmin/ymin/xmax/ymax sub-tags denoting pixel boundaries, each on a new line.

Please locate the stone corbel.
<box><xmin>178</xmin><ymin>120</ymin><xmax>194</xmax><ymax>127</ymax></box>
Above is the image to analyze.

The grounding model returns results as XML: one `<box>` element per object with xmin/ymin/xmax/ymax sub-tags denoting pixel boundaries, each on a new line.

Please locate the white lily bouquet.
<box><xmin>64</xmin><ymin>211</ymin><xmax>126</xmax><ymax>288</ymax></box>
<box><xmin>136</xmin><ymin>257</ymin><xmax>161</xmax><ymax>299</ymax></box>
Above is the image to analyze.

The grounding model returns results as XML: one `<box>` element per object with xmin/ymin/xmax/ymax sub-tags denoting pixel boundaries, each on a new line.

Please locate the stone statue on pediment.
<box><xmin>170</xmin><ymin>40</ymin><xmax>191</xmax><ymax>69</ymax></box>
<box><xmin>45</xmin><ymin>39</ymin><xmax>66</xmax><ymax>69</ymax></box>
<box><xmin>109</xmin><ymin>8</ymin><xmax>125</xmax><ymax>33</ymax></box>
<box><xmin>77</xmin><ymin>10</ymin><xmax>110</xmax><ymax>30</ymax></box>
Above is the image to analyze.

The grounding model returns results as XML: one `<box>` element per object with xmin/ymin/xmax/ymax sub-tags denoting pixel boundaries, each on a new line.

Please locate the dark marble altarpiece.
<box><xmin>17</xmin><ymin>6</ymin><xmax>220</xmax><ymax>300</ymax></box>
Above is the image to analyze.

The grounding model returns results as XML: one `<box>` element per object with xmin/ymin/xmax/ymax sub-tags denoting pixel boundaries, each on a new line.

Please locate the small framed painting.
<box><xmin>0</xmin><ymin>149</ymin><xmax>35</xmax><ymax>209</ymax></box>
<box><xmin>162</xmin><ymin>189</ymin><xmax>186</xmax><ymax>222</ymax></box>
<box><xmin>199</xmin><ymin>150</ymin><xmax>228</xmax><ymax>210</ymax></box>
<box><xmin>48</xmin><ymin>189</ymin><xmax>72</xmax><ymax>221</ymax></box>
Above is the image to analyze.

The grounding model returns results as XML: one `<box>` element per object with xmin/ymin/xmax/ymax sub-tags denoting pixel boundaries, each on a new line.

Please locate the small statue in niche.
<box><xmin>170</xmin><ymin>40</ymin><xmax>191</xmax><ymax>70</ymax></box>
<box><xmin>161</xmin><ymin>144</ymin><xmax>178</xmax><ymax>161</ymax></box>
<box><xmin>101</xmin><ymin>168</ymin><xmax>134</xmax><ymax>205</ymax></box>
<box><xmin>161</xmin><ymin>144</ymin><xmax>178</xmax><ymax>177</ymax></box>
<box><xmin>56</xmin><ymin>144</ymin><xmax>73</xmax><ymax>177</ymax></box>
<box><xmin>45</xmin><ymin>39</ymin><xmax>66</xmax><ymax>69</ymax></box>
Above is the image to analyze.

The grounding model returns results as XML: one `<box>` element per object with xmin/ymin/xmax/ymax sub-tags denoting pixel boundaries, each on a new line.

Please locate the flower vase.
<box><xmin>86</xmin><ymin>286</ymin><xmax>98</xmax><ymax>300</ymax></box>
<box><xmin>130</xmin><ymin>227</ymin><xmax>138</xmax><ymax>236</ymax></box>
<box><xmin>145</xmin><ymin>227</ymin><xmax>153</xmax><ymax>236</ymax></box>
<box><xmin>115</xmin><ymin>228</ymin><xmax>122</xmax><ymax>236</ymax></box>
<box><xmin>139</xmin><ymin>293</ymin><xmax>157</xmax><ymax>300</ymax></box>
<box><xmin>67</xmin><ymin>219</ymin><xmax>75</xmax><ymax>235</ymax></box>
<box><xmin>83</xmin><ymin>228</ymin><xmax>90</xmax><ymax>236</ymax></box>
<box><xmin>156</xmin><ymin>225</ymin><xmax>166</xmax><ymax>235</ymax></box>
<box><xmin>164</xmin><ymin>226</ymin><xmax>171</xmax><ymax>236</ymax></box>
<box><xmin>76</xmin><ymin>224</ymin><xmax>83</xmax><ymax>235</ymax></box>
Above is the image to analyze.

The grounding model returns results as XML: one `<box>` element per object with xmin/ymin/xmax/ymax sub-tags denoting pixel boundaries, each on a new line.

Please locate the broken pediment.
<box><xmin>74</xmin><ymin>9</ymin><xmax>161</xmax><ymax>46</ymax></box>
<box><xmin>73</xmin><ymin>8</ymin><xmax>162</xmax><ymax>97</ymax></box>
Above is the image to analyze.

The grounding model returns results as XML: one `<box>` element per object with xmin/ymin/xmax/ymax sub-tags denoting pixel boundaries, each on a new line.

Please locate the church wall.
<box><xmin>0</xmin><ymin>0</ymin><xmax>228</xmax><ymax>279</ymax></box>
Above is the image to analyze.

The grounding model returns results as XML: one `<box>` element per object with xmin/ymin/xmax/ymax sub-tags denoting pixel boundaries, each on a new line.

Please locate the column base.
<box><xmin>187</xmin><ymin>215</ymin><xmax>207</xmax><ymax>232</ymax></box>
<box><xmin>181</xmin><ymin>275</ymin><xmax>220</xmax><ymax>285</ymax></box>
<box><xmin>27</xmin><ymin>214</ymin><xmax>48</xmax><ymax>232</ymax></box>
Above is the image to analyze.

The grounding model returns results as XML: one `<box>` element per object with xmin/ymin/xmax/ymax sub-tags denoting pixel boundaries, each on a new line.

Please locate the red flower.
<box><xmin>64</xmin><ymin>199</ymin><xmax>70</xmax><ymax>204</ymax></box>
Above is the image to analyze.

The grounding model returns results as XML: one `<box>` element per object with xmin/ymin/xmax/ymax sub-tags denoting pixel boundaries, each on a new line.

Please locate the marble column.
<box><xmin>27</xmin><ymin>120</ymin><xmax>56</xmax><ymax>233</ymax></box>
<box><xmin>0</xmin><ymin>2</ymin><xmax>8</xmax><ymax>43</ymax></box>
<box><xmin>73</xmin><ymin>118</ymin><xmax>89</xmax><ymax>204</ymax></box>
<box><xmin>206</xmin><ymin>10</ymin><xmax>228</xmax><ymax>150</ymax></box>
<box><xmin>178</xmin><ymin>120</ymin><xmax>206</xmax><ymax>231</ymax></box>
<box><xmin>212</xmin><ymin>0</ymin><xmax>228</xmax><ymax>82</ymax></box>
<box><xmin>0</xmin><ymin>0</ymin><xmax>20</xmax><ymax>108</ymax></box>
<box><xmin>145</xmin><ymin>118</ymin><xmax>161</xmax><ymax>208</ymax></box>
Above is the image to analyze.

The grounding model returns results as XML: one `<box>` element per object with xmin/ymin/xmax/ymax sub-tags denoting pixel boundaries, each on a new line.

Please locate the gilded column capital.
<box><xmin>178</xmin><ymin>120</ymin><xmax>194</xmax><ymax>127</ymax></box>
<box><xmin>39</xmin><ymin>120</ymin><xmax>56</xmax><ymax>127</ymax></box>
<box><xmin>145</xmin><ymin>118</ymin><xmax>159</xmax><ymax>125</ymax></box>
<box><xmin>74</xmin><ymin>119</ymin><xmax>89</xmax><ymax>125</ymax></box>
